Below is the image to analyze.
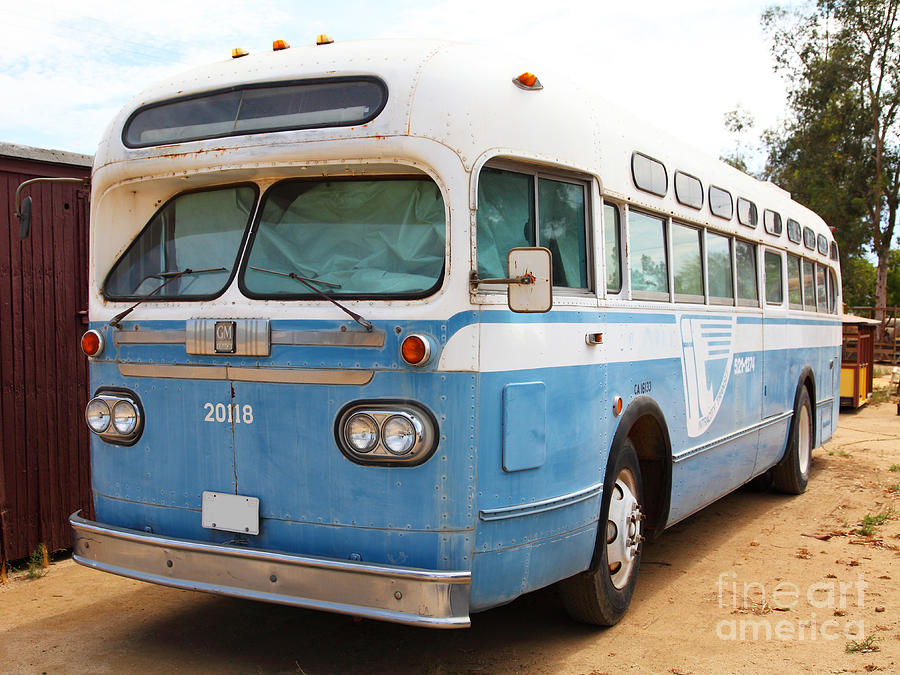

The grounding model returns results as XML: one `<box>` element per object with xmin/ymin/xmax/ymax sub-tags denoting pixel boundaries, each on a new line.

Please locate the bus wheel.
<box><xmin>773</xmin><ymin>387</ymin><xmax>813</xmax><ymax>494</ymax></box>
<box><xmin>559</xmin><ymin>439</ymin><xmax>644</xmax><ymax>626</ymax></box>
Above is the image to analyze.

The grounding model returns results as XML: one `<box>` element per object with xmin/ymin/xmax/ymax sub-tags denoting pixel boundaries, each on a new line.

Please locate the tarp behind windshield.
<box><xmin>241</xmin><ymin>178</ymin><xmax>445</xmax><ymax>298</ymax></box>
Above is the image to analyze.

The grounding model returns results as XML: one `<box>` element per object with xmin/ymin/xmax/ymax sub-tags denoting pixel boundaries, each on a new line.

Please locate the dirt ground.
<box><xmin>2</xmin><ymin>381</ymin><xmax>899</xmax><ymax>674</ymax></box>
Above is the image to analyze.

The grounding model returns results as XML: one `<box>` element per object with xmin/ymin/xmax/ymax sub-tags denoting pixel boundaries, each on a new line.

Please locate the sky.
<box><xmin>0</xmin><ymin>0</ymin><xmax>791</xmax><ymax>173</ymax></box>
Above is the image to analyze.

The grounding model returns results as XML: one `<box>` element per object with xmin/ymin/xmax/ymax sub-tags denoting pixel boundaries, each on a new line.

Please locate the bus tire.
<box><xmin>559</xmin><ymin>438</ymin><xmax>644</xmax><ymax>626</ymax></box>
<box><xmin>773</xmin><ymin>387</ymin><xmax>813</xmax><ymax>494</ymax></box>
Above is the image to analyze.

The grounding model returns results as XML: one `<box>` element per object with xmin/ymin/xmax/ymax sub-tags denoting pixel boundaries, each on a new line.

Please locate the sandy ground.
<box><xmin>2</xmin><ymin>384</ymin><xmax>899</xmax><ymax>673</ymax></box>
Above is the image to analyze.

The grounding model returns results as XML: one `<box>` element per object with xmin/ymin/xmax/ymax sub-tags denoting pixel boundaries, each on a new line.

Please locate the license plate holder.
<box><xmin>202</xmin><ymin>491</ymin><xmax>259</xmax><ymax>535</ymax></box>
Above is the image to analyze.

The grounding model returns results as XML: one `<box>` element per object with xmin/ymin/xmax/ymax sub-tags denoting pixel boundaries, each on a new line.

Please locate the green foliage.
<box><xmin>761</xmin><ymin>0</ymin><xmax>900</xmax><ymax>305</ymax></box>
<box><xmin>845</xmin><ymin>633</ymin><xmax>880</xmax><ymax>653</ymax></box>
<box><xmin>842</xmin><ymin>256</ymin><xmax>876</xmax><ymax>306</ymax></box>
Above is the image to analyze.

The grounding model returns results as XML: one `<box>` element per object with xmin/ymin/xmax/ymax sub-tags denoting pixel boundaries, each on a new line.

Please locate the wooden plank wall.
<box><xmin>0</xmin><ymin>155</ymin><xmax>92</xmax><ymax>562</ymax></box>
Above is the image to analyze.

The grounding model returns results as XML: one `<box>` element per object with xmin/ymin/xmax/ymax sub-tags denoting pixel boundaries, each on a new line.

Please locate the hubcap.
<box><xmin>798</xmin><ymin>404</ymin><xmax>811</xmax><ymax>476</ymax></box>
<box><xmin>607</xmin><ymin>468</ymin><xmax>642</xmax><ymax>589</ymax></box>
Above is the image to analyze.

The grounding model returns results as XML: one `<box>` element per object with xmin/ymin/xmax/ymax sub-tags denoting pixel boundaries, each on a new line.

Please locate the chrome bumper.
<box><xmin>70</xmin><ymin>511</ymin><xmax>471</xmax><ymax>628</ymax></box>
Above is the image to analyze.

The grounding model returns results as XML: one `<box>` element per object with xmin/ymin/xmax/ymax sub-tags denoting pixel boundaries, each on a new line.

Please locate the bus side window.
<box><xmin>736</xmin><ymin>240</ymin><xmax>758</xmax><ymax>306</ymax></box>
<box><xmin>629</xmin><ymin>210</ymin><xmax>668</xmax><ymax>300</ymax></box>
<box><xmin>604</xmin><ymin>203</ymin><xmax>622</xmax><ymax>293</ymax></box>
<box><xmin>476</xmin><ymin>167</ymin><xmax>534</xmax><ymax>281</ymax></box>
<box><xmin>802</xmin><ymin>259</ymin><xmax>816</xmax><ymax>311</ymax></box>
<box><xmin>476</xmin><ymin>165</ymin><xmax>590</xmax><ymax>290</ymax></box>
<box><xmin>787</xmin><ymin>254</ymin><xmax>802</xmax><ymax>309</ymax></box>
<box><xmin>815</xmin><ymin>263</ymin><xmax>827</xmax><ymax>312</ymax></box>
<box><xmin>672</xmin><ymin>222</ymin><xmax>704</xmax><ymax>302</ymax></box>
<box><xmin>764</xmin><ymin>250</ymin><xmax>783</xmax><ymax>305</ymax></box>
<box><xmin>538</xmin><ymin>177</ymin><xmax>589</xmax><ymax>288</ymax></box>
<box><xmin>707</xmin><ymin>231</ymin><xmax>734</xmax><ymax>304</ymax></box>
<box><xmin>828</xmin><ymin>268</ymin><xmax>838</xmax><ymax>313</ymax></box>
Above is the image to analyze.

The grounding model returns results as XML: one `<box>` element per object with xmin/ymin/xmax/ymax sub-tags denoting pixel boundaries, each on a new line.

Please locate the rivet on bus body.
<box><xmin>394</xmin><ymin>591</ymin><xmax>402</xmax><ymax>600</ymax></box>
<box><xmin>613</xmin><ymin>396</ymin><xmax>623</xmax><ymax>416</ymax></box>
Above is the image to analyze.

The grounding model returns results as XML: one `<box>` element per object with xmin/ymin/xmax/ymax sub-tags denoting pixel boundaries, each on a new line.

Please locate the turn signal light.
<box><xmin>81</xmin><ymin>329</ymin><xmax>104</xmax><ymax>358</ymax></box>
<box><xmin>613</xmin><ymin>396</ymin><xmax>624</xmax><ymax>416</ymax></box>
<box><xmin>273</xmin><ymin>39</ymin><xmax>290</xmax><ymax>51</ymax></box>
<box><xmin>513</xmin><ymin>71</ymin><xmax>543</xmax><ymax>91</ymax></box>
<box><xmin>401</xmin><ymin>334</ymin><xmax>431</xmax><ymax>366</ymax></box>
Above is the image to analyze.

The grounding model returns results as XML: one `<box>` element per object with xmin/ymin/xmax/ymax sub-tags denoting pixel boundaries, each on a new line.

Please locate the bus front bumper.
<box><xmin>70</xmin><ymin>511</ymin><xmax>471</xmax><ymax>628</ymax></box>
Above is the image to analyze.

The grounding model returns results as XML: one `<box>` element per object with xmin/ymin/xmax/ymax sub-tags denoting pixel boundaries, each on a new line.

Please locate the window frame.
<box><xmin>737</xmin><ymin>197</ymin><xmax>758</xmax><ymax>228</ymax></box>
<box><xmin>706</xmin><ymin>229</ymin><xmax>735</xmax><ymax>306</ymax></box>
<box><xmin>763</xmin><ymin>209</ymin><xmax>783</xmax><ymax>237</ymax></box>
<box><xmin>671</xmin><ymin>220</ymin><xmax>705</xmax><ymax>304</ymax></box>
<box><xmin>628</xmin><ymin>208</ymin><xmax>670</xmax><ymax>302</ymax></box>
<box><xmin>735</xmin><ymin>238</ymin><xmax>759</xmax><ymax>307</ymax></box>
<box><xmin>603</xmin><ymin>201</ymin><xmax>622</xmax><ymax>294</ymax></box>
<box><xmin>786</xmin><ymin>218</ymin><xmax>802</xmax><ymax>244</ymax></box>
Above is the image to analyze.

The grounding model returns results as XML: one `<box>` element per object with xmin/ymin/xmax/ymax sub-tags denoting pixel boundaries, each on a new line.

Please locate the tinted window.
<box><xmin>477</xmin><ymin>168</ymin><xmax>534</xmax><ymax>280</ymax></box>
<box><xmin>816</xmin><ymin>264</ymin><xmax>827</xmax><ymax>311</ymax></box>
<box><xmin>737</xmin><ymin>198</ymin><xmax>758</xmax><ymax>228</ymax></box>
<box><xmin>477</xmin><ymin>167</ymin><xmax>589</xmax><ymax>289</ymax></box>
<box><xmin>830</xmin><ymin>242</ymin><xmax>839</xmax><ymax>261</ymax></box>
<box><xmin>632</xmin><ymin>152</ymin><xmax>667</xmax><ymax>197</ymax></box>
<box><xmin>764</xmin><ymin>250</ymin><xmax>783</xmax><ymax>305</ymax></box>
<box><xmin>709</xmin><ymin>186</ymin><xmax>733</xmax><ymax>219</ymax></box>
<box><xmin>817</xmin><ymin>234</ymin><xmax>828</xmax><ymax>256</ymax></box>
<box><xmin>604</xmin><ymin>203</ymin><xmax>622</xmax><ymax>293</ymax></box>
<box><xmin>539</xmin><ymin>178</ymin><xmax>588</xmax><ymax>288</ymax></box>
<box><xmin>828</xmin><ymin>269</ymin><xmax>838</xmax><ymax>313</ymax></box>
<box><xmin>707</xmin><ymin>232</ymin><xmax>733</xmax><ymax>303</ymax></box>
<box><xmin>672</xmin><ymin>222</ymin><xmax>703</xmax><ymax>301</ymax></box>
<box><xmin>675</xmin><ymin>171</ymin><xmax>703</xmax><ymax>209</ymax></box>
<box><xmin>787</xmin><ymin>219</ymin><xmax>801</xmax><ymax>243</ymax></box>
<box><xmin>802</xmin><ymin>259</ymin><xmax>816</xmax><ymax>310</ymax></box>
<box><xmin>787</xmin><ymin>255</ymin><xmax>802</xmax><ymax>308</ymax></box>
<box><xmin>105</xmin><ymin>185</ymin><xmax>257</xmax><ymax>299</ymax></box>
<box><xmin>629</xmin><ymin>211</ymin><xmax>668</xmax><ymax>297</ymax></box>
<box><xmin>736</xmin><ymin>240</ymin><xmax>758</xmax><ymax>306</ymax></box>
<box><xmin>243</xmin><ymin>178</ymin><xmax>445</xmax><ymax>298</ymax></box>
<box><xmin>764</xmin><ymin>209</ymin><xmax>783</xmax><ymax>236</ymax></box>
<box><xmin>124</xmin><ymin>78</ymin><xmax>387</xmax><ymax>147</ymax></box>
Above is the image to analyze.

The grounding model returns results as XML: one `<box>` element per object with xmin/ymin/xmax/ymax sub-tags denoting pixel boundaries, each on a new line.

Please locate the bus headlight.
<box><xmin>345</xmin><ymin>413</ymin><xmax>378</xmax><ymax>453</ymax></box>
<box><xmin>85</xmin><ymin>399</ymin><xmax>111</xmax><ymax>433</ymax></box>
<box><xmin>382</xmin><ymin>415</ymin><xmax>418</xmax><ymax>455</ymax></box>
<box><xmin>85</xmin><ymin>390</ymin><xmax>143</xmax><ymax>445</ymax></box>
<box><xmin>335</xmin><ymin>402</ymin><xmax>437</xmax><ymax>466</ymax></box>
<box><xmin>112</xmin><ymin>400</ymin><xmax>139</xmax><ymax>435</ymax></box>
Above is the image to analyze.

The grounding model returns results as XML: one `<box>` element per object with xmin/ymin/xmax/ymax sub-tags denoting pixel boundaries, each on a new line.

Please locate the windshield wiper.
<box><xmin>109</xmin><ymin>267</ymin><xmax>227</xmax><ymax>328</ymax></box>
<box><xmin>249</xmin><ymin>265</ymin><xmax>373</xmax><ymax>331</ymax></box>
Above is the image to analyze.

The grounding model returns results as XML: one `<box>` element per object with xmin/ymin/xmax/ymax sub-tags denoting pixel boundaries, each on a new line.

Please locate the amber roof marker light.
<box><xmin>273</xmin><ymin>39</ymin><xmax>290</xmax><ymax>51</ymax></box>
<box><xmin>232</xmin><ymin>47</ymin><xmax>249</xmax><ymax>58</ymax></box>
<box><xmin>316</xmin><ymin>34</ymin><xmax>334</xmax><ymax>45</ymax></box>
<box><xmin>513</xmin><ymin>72</ymin><xmax>543</xmax><ymax>91</ymax></box>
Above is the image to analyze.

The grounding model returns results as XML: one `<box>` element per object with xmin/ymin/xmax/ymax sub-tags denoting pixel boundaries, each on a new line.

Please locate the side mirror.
<box><xmin>18</xmin><ymin>196</ymin><xmax>32</xmax><ymax>239</ymax></box>
<box><xmin>507</xmin><ymin>247</ymin><xmax>552</xmax><ymax>313</ymax></box>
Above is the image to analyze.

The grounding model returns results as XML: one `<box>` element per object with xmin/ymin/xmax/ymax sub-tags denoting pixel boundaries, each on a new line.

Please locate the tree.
<box><xmin>721</xmin><ymin>106</ymin><xmax>757</xmax><ymax>175</ymax></box>
<box><xmin>762</xmin><ymin>0</ymin><xmax>900</xmax><ymax>317</ymax></box>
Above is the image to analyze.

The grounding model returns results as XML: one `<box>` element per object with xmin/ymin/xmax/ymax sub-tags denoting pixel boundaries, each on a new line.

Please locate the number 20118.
<box><xmin>203</xmin><ymin>403</ymin><xmax>254</xmax><ymax>424</ymax></box>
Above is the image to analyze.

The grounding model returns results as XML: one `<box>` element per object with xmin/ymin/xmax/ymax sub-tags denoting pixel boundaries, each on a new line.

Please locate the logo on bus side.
<box><xmin>680</xmin><ymin>315</ymin><xmax>736</xmax><ymax>438</ymax></box>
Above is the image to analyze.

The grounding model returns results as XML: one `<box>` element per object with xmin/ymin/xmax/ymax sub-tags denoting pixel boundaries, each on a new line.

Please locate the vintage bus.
<box><xmin>66</xmin><ymin>38</ymin><xmax>842</xmax><ymax>628</ymax></box>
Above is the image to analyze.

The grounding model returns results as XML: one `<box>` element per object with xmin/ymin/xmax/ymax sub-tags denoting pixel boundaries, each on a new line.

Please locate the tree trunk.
<box><xmin>875</xmin><ymin>248</ymin><xmax>890</xmax><ymax>340</ymax></box>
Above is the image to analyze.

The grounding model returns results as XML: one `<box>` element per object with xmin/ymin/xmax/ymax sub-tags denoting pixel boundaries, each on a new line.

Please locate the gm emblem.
<box><xmin>215</xmin><ymin>321</ymin><xmax>236</xmax><ymax>353</ymax></box>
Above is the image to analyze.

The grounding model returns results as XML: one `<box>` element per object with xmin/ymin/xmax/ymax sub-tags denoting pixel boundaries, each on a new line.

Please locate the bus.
<box><xmin>67</xmin><ymin>38</ymin><xmax>842</xmax><ymax>628</ymax></box>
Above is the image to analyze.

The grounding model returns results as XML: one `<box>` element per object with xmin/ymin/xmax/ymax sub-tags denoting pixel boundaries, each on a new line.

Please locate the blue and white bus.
<box><xmin>70</xmin><ymin>38</ymin><xmax>842</xmax><ymax>628</ymax></box>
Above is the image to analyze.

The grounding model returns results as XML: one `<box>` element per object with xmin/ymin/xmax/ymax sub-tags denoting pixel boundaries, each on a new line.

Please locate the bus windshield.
<box><xmin>241</xmin><ymin>177</ymin><xmax>445</xmax><ymax>298</ymax></box>
<box><xmin>103</xmin><ymin>185</ymin><xmax>257</xmax><ymax>299</ymax></box>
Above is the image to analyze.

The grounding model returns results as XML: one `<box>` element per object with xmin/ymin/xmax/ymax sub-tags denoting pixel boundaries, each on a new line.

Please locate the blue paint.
<box><xmin>87</xmin><ymin>308</ymin><xmax>839</xmax><ymax>615</ymax></box>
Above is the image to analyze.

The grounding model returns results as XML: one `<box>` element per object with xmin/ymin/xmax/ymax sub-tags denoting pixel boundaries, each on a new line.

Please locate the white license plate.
<box><xmin>201</xmin><ymin>491</ymin><xmax>259</xmax><ymax>535</ymax></box>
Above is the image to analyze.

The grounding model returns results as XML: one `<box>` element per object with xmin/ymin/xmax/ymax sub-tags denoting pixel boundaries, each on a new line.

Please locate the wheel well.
<box><xmin>628</xmin><ymin>415</ymin><xmax>670</xmax><ymax>539</ymax></box>
<box><xmin>608</xmin><ymin>396</ymin><xmax>672</xmax><ymax>540</ymax></box>
<box><xmin>795</xmin><ymin>367</ymin><xmax>816</xmax><ymax>443</ymax></box>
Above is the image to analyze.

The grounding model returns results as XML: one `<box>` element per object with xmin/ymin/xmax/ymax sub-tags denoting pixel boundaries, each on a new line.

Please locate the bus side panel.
<box><xmin>469</xmin><ymin>362</ymin><xmax>606</xmax><ymax>610</ymax></box>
